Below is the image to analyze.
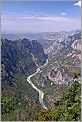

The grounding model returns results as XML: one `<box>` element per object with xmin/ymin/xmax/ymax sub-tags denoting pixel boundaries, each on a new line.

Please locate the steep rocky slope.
<box><xmin>44</xmin><ymin>31</ymin><xmax>81</xmax><ymax>85</ymax></box>
<box><xmin>44</xmin><ymin>31</ymin><xmax>81</xmax><ymax>57</ymax></box>
<box><xmin>1</xmin><ymin>38</ymin><xmax>47</xmax><ymax>85</ymax></box>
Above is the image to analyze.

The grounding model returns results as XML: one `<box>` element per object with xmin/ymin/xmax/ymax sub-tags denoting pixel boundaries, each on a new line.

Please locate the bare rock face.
<box><xmin>44</xmin><ymin>31</ymin><xmax>81</xmax><ymax>58</ymax></box>
<box><xmin>71</xmin><ymin>39</ymin><xmax>81</xmax><ymax>51</ymax></box>
<box><xmin>44</xmin><ymin>31</ymin><xmax>81</xmax><ymax>86</ymax></box>
<box><xmin>48</xmin><ymin>64</ymin><xmax>72</xmax><ymax>85</ymax></box>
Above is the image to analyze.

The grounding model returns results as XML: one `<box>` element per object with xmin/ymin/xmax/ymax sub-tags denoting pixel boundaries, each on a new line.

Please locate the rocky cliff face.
<box><xmin>1</xmin><ymin>38</ymin><xmax>47</xmax><ymax>85</ymax></box>
<box><xmin>48</xmin><ymin>63</ymin><xmax>71</xmax><ymax>85</ymax></box>
<box><xmin>44</xmin><ymin>31</ymin><xmax>81</xmax><ymax>57</ymax></box>
<box><xmin>44</xmin><ymin>31</ymin><xmax>81</xmax><ymax>85</ymax></box>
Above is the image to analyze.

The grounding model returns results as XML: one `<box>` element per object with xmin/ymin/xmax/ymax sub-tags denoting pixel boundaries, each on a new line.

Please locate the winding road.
<box><xmin>27</xmin><ymin>59</ymin><xmax>49</xmax><ymax>109</ymax></box>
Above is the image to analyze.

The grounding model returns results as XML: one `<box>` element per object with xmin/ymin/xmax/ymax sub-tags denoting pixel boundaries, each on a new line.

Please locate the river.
<box><xmin>27</xmin><ymin>59</ymin><xmax>49</xmax><ymax>109</ymax></box>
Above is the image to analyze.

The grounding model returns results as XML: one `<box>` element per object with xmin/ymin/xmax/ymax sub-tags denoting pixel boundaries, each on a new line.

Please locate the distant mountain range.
<box><xmin>2</xmin><ymin>30</ymin><xmax>81</xmax><ymax>49</ymax></box>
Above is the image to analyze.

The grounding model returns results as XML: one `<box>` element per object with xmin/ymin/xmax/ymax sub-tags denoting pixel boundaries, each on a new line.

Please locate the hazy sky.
<box><xmin>1</xmin><ymin>1</ymin><xmax>81</xmax><ymax>33</ymax></box>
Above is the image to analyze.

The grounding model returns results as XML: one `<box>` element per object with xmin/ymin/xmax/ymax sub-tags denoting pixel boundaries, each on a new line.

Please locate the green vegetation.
<box><xmin>2</xmin><ymin>75</ymin><xmax>81</xmax><ymax>121</ymax></box>
<box><xmin>68</xmin><ymin>71</ymin><xmax>81</xmax><ymax>79</ymax></box>
<box><xmin>31</xmin><ymin>109</ymin><xmax>55</xmax><ymax>121</ymax></box>
<box><xmin>1</xmin><ymin>110</ymin><xmax>17</xmax><ymax>121</ymax></box>
<box><xmin>1</xmin><ymin>74</ymin><xmax>41</xmax><ymax>121</ymax></box>
<box><xmin>32</xmin><ymin>81</ymin><xmax>81</xmax><ymax>121</ymax></box>
<box><xmin>1</xmin><ymin>94</ymin><xmax>15</xmax><ymax>114</ymax></box>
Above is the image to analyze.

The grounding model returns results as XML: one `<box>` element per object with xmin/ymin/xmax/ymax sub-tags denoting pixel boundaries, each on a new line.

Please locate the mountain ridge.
<box><xmin>1</xmin><ymin>38</ymin><xmax>47</xmax><ymax>85</ymax></box>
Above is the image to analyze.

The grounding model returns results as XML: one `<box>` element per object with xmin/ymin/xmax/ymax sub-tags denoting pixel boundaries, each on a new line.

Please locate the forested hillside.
<box><xmin>32</xmin><ymin>81</ymin><xmax>81</xmax><ymax>121</ymax></box>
